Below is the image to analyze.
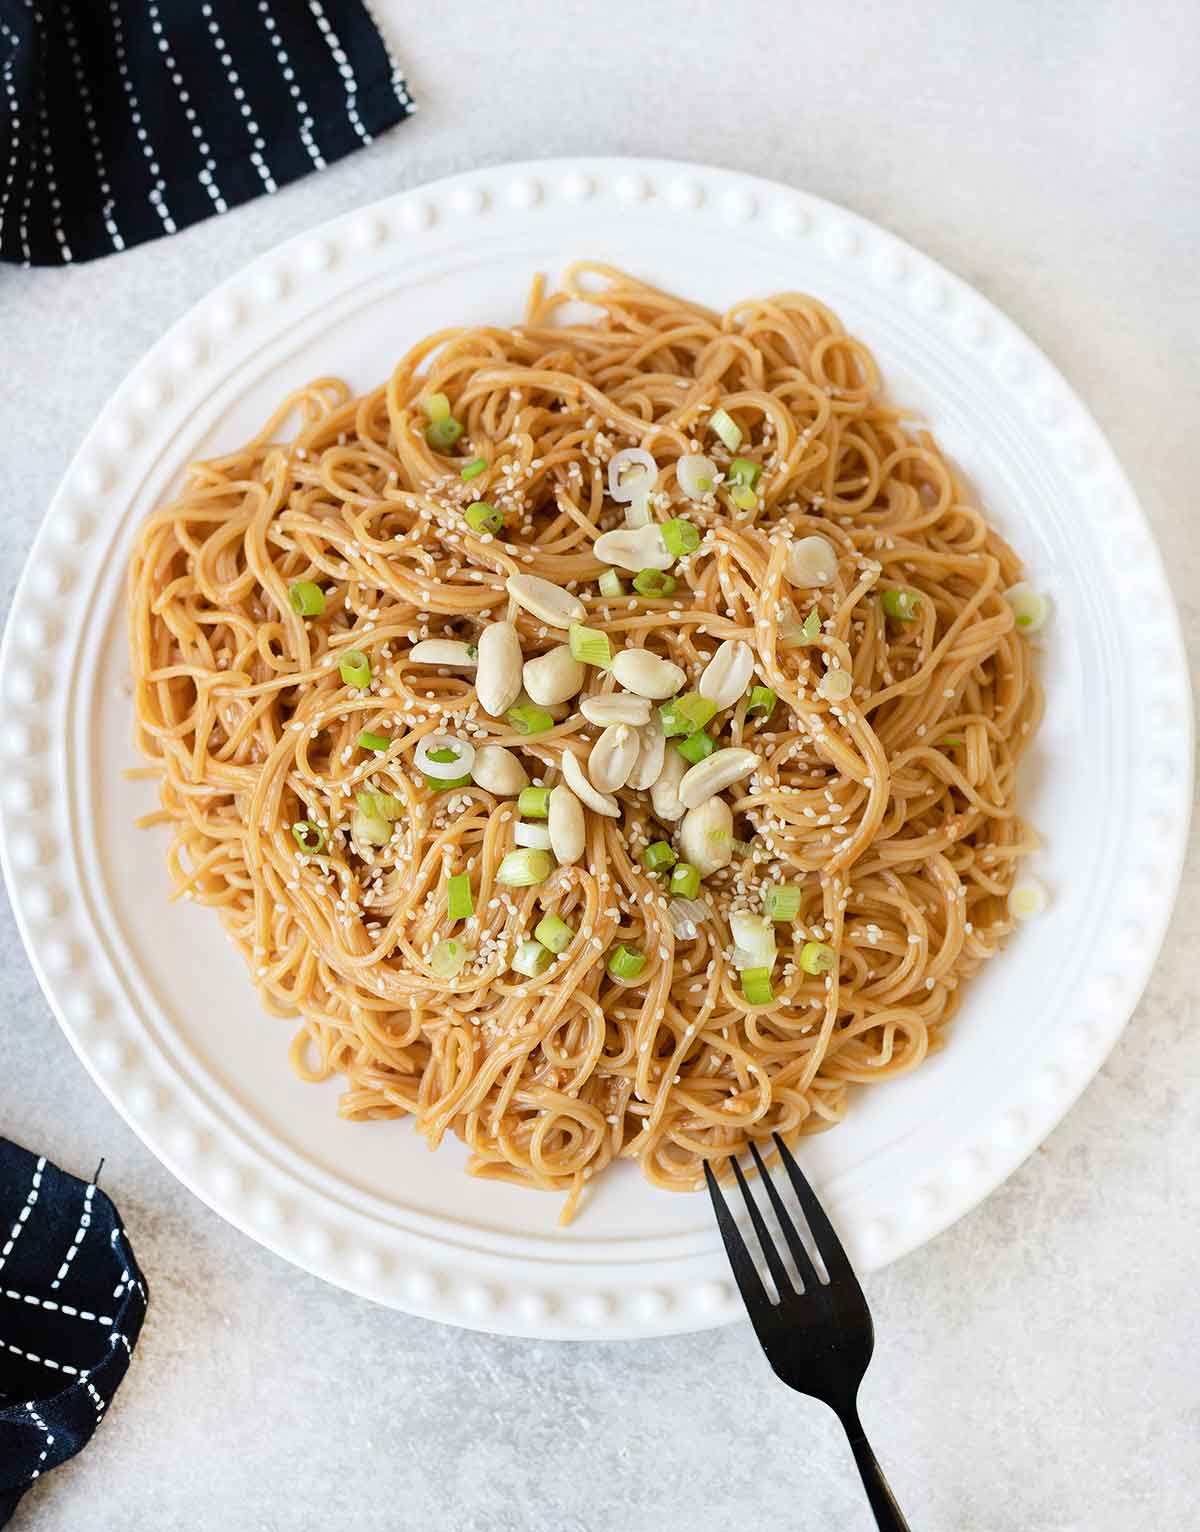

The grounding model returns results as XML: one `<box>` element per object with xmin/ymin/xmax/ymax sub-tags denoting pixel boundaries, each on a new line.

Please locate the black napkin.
<box><xmin>0</xmin><ymin>1141</ymin><xmax>148</xmax><ymax>1527</ymax></box>
<box><xmin>0</xmin><ymin>0</ymin><xmax>414</xmax><ymax>266</ymax></box>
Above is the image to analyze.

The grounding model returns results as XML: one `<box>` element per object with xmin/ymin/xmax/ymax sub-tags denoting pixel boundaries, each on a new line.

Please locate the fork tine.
<box><xmin>730</xmin><ymin>1155</ymin><xmax>794</xmax><ymax>1300</ymax></box>
<box><xmin>772</xmin><ymin>1134</ymin><xmax>864</xmax><ymax>1293</ymax></box>
<box><xmin>704</xmin><ymin>1161</ymin><xmax>772</xmax><ymax>1314</ymax></box>
<box><xmin>746</xmin><ymin>1139</ymin><xmax>821</xmax><ymax>1291</ymax></box>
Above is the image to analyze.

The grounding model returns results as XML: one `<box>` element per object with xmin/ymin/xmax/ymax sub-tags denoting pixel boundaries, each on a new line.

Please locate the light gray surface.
<box><xmin>2</xmin><ymin>2</ymin><xmax>1198</xmax><ymax>1527</ymax></box>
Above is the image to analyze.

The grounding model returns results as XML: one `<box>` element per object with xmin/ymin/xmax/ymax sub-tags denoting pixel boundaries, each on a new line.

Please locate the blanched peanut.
<box><xmin>677</xmin><ymin>747</ymin><xmax>760</xmax><ymax>810</ymax></box>
<box><xmin>470</xmin><ymin>744</ymin><xmax>529</xmax><ymax>796</ymax></box>
<box><xmin>548</xmin><ymin>785</ymin><xmax>586</xmax><ymax>864</ymax></box>
<box><xmin>593</xmin><ymin>525</ymin><xmax>672</xmax><ymax>572</ymax></box>
<box><xmin>588</xmin><ymin>724</ymin><xmax>640</xmax><ymax>793</ymax></box>
<box><xmin>626</xmin><ymin>712</ymin><xmax>665</xmax><ymax>790</ymax></box>
<box><xmin>650</xmin><ymin>749</ymin><xmax>687</xmax><ymax>821</ymax></box>
<box><xmin>561</xmin><ymin>748</ymin><xmax>620</xmax><ymax>817</ymax></box>
<box><xmin>579</xmin><ymin>693</ymin><xmax>651</xmax><ymax>727</ymax></box>
<box><xmin>475</xmin><ymin>622</ymin><xmax>523</xmax><ymax>717</ymax></box>
<box><xmin>505</xmin><ymin>574</ymin><xmax>586</xmax><ymax>629</ymax></box>
<box><xmin>407</xmin><ymin>639</ymin><xmax>478</xmax><ymax>669</ymax></box>
<box><xmin>679</xmin><ymin>796</ymin><xmax>733</xmax><ymax>875</ymax></box>
<box><xmin>522</xmin><ymin>646</ymin><xmax>585</xmax><ymax>706</ymax></box>
<box><xmin>698</xmin><ymin>640</ymin><xmax>755</xmax><ymax>710</ymax></box>
<box><xmin>611</xmin><ymin>648</ymin><xmax>686</xmax><ymax>700</ymax></box>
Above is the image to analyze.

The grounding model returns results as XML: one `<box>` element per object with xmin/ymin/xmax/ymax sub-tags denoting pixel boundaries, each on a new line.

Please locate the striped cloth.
<box><xmin>0</xmin><ymin>0</ymin><xmax>414</xmax><ymax>266</ymax></box>
<box><xmin>0</xmin><ymin>1141</ymin><xmax>149</xmax><ymax>1526</ymax></box>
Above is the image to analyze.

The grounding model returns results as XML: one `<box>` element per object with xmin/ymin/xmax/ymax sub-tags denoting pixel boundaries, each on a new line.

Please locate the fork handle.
<box><xmin>839</xmin><ymin>1405</ymin><xmax>910</xmax><ymax>1531</ymax></box>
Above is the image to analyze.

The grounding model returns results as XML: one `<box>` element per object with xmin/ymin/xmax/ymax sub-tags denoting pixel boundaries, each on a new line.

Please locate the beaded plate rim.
<box><xmin>0</xmin><ymin>157</ymin><xmax>1190</xmax><ymax>1339</ymax></box>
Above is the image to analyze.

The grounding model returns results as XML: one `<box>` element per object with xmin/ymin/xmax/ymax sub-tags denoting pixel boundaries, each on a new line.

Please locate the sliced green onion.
<box><xmin>534</xmin><ymin>913</ymin><xmax>575</xmax><ymax>954</ymax></box>
<box><xmin>416</xmin><ymin>732</ymin><xmax>475</xmax><ymax>781</ymax></box>
<box><xmin>882</xmin><ymin>589</ymin><xmax>920</xmax><ymax>621</ymax></box>
<box><xmin>709</xmin><ymin>407</ymin><xmax>743</xmax><ymax>452</ymax></box>
<box><xmin>608</xmin><ymin>448</ymin><xmax>658</xmax><ymax>503</ymax></box>
<box><xmin>659</xmin><ymin>692</ymin><xmax>719</xmax><ymax>737</ymax></box>
<box><xmin>352</xmin><ymin>809</ymin><xmax>391</xmax><ymax>847</ymax></box>
<box><xmin>421</xmin><ymin>392</ymin><xmax>451</xmax><ymax>423</ymax></box>
<box><xmin>291</xmin><ymin>820</ymin><xmax>326</xmax><ymax>854</ymax></box>
<box><xmin>764</xmin><ymin>884</ymin><xmax>803</xmax><ymax>922</ymax></box>
<box><xmin>674</xmin><ymin>698</ymin><xmax>723</xmax><ymax>738</ymax></box>
<box><xmin>661</xmin><ymin>517</ymin><xmax>700</xmax><ymax>559</ymax></box>
<box><xmin>729</xmin><ymin>457</ymin><xmax>762</xmax><ymax>489</ymax></box>
<box><xmin>731</xmin><ymin>910</ymin><xmax>776</xmax><ymax>970</ymax></box>
<box><xmin>569</xmin><ymin>623</ymin><xmax>612</xmax><ymax>669</ymax></box>
<box><xmin>430</xmin><ymin>937</ymin><xmax>470</xmax><ymax>979</ymax></box>
<box><xmin>643</xmin><ymin>840</ymin><xmax>678</xmax><ymax>873</ymax></box>
<box><xmin>496</xmin><ymin>848</ymin><xmax>553</xmax><ymax>887</ymax></box>
<box><xmin>506</xmin><ymin>702</ymin><xmax>555</xmax><ymax>736</ymax></box>
<box><xmin>423</xmin><ymin>772</ymin><xmax>472</xmax><ymax>792</ymax></box>
<box><xmin>460</xmin><ymin>457</ymin><xmax>488</xmax><ymax>481</ymax></box>
<box><xmin>598</xmin><ymin>569</ymin><xmax>624</xmax><ymax>599</ymax></box>
<box><xmin>729</xmin><ymin>485</ymin><xmax>758</xmax><ymax>512</ymax></box>
<box><xmin>356</xmin><ymin>790</ymin><xmax>402</xmax><ymax>821</ymax></box>
<box><xmin>464</xmin><ymin>500</ymin><xmax>505</xmax><ymax>535</ymax></box>
<box><xmin>607</xmin><ymin>944</ymin><xmax>646</xmax><ymax>981</ymax></box>
<box><xmin>357</xmin><ymin>729</ymin><xmax>390</xmax><ymax>753</ymax></box>
<box><xmin>518</xmin><ymin>786</ymin><xmax>552</xmax><ymax>818</ymax></box>
<box><xmin>669</xmin><ymin>862</ymin><xmax>701</xmax><ymax>899</ymax></box>
<box><xmin>741</xmin><ymin>967</ymin><xmax>774</xmax><ymax>1005</ymax></box>
<box><xmin>1003</xmin><ymin>582</ymin><xmax>1050</xmax><ymax>634</ymax></box>
<box><xmin>339</xmin><ymin>649</ymin><xmax>371</xmax><ymax>689</ymax></box>
<box><xmin>288</xmin><ymin>580</ymin><xmax>326</xmax><ymax>618</ymax></box>
<box><xmin>426</xmin><ymin>417</ymin><xmax>464</xmax><ymax>451</ymax></box>
<box><xmin>623</xmin><ymin>494</ymin><xmax>652</xmax><ymax>529</ymax></box>
<box><xmin>512</xmin><ymin>938</ymin><xmax>554</xmax><ymax>977</ymax></box>
<box><xmin>632</xmin><ymin>569</ymin><xmax>677</xmax><ymax>597</ymax></box>
<box><xmin>817</xmin><ymin>668</ymin><xmax>853</xmax><ymax>703</ymax></box>
<box><xmin>675</xmin><ymin>730</ymin><xmax>715</xmax><ymax>764</ymax></box>
<box><xmin>800</xmin><ymin>940</ymin><xmax>837</xmax><ymax>975</ymax></box>
<box><xmin>792</xmin><ymin>607</ymin><xmax>822</xmax><ymax>645</ymax></box>
<box><xmin>746</xmin><ymin>686</ymin><xmax>776</xmax><ymax>718</ymax></box>
<box><xmin>514</xmin><ymin>820</ymin><xmax>552</xmax><ymax>851</ymax></box>
<box><xmin>1007</xmin><ymin>877</ymin><xmax>1048</xmax><ymax>920</ymax></box>
<box><xmin>943</xmin><ymin>735</ymin><xmax>964</xmax><ymax>747</ymax></box>
<box><xmin>676</xmin><ymin>453</ymin><xmax>717</xmax><ymax>500</ymax></box>
<box><xmin>446</xmin><ymin>872</ymin><xmax>474</xmax><ymax>922</ymax></box>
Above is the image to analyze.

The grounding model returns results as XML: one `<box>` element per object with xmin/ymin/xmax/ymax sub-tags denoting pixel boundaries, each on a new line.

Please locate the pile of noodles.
<box><xmin>129</xmin><ymin>264</ymin><xmax>1040</xmax><ymax>1219</ymax></box>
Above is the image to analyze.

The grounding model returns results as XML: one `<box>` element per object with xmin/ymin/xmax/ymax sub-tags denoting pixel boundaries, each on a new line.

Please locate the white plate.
<box><xmin>1</xmin><ymin>158</ymin><xmax>1190</xmax><ymax>1339</ymax></box>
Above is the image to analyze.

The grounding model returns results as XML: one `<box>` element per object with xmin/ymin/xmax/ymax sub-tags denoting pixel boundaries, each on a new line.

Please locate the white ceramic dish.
<box><xmin>0</xmin><ymin>158</ymin><xmax>1190</xmax><ymax>1339</ymax></box>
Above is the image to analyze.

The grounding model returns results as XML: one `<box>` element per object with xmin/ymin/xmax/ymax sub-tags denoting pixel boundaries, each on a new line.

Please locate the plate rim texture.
<box><xmin>1</xmin><ymin>156</ymin><xmax>1190</xmax><ymax>1339</ymax></box>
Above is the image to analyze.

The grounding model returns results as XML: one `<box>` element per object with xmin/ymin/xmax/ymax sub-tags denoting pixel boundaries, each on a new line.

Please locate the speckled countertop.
<box><xmin>2</xmin><ymin>2</ymin><xmax>1198</xmax><ymax>1527</ymax></box>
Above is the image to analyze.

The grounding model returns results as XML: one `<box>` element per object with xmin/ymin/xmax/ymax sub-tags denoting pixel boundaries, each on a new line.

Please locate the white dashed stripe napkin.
<box><xmin>0</xmin><ymin>1142</ymin><xmax>149</xmax><ymax>1525</ymax></box>
<box><xmin>0</xmin><ymin>0</ymin><xmax>414</xmax><ymax>266</ymax></box>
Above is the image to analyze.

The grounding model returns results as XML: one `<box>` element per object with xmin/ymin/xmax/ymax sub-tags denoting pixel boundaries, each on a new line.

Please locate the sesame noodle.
<box><xmin>128</xmin><ymin>264</ymin><xmax>1042</xmax><ymax>1220</ymax></box>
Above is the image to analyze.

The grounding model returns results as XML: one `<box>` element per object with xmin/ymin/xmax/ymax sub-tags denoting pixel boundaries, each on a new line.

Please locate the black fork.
<box><xmin>705</xmin><ymin>1134</ymin><xmax>910</xmax><ymax>1531</ymax></box>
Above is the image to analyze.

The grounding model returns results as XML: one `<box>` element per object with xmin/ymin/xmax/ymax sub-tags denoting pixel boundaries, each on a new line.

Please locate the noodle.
<box><xmin>128</xmin><ymin>265</ymin><xmax>1041</xmax><ymax>1220</ymax></box>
